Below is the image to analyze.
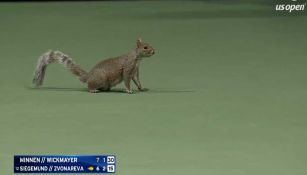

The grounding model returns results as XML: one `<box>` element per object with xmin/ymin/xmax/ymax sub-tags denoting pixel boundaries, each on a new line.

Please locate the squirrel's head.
<box><xmin>135</xmin><ymin>38</ymin><xmax>155</xmax><ymax>58</ymax></box>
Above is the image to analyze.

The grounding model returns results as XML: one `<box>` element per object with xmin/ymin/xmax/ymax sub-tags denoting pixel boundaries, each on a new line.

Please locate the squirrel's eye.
<box><xmin>144</xmin><ymin>46</ymin><xmax>148</xmax><ymax>49</ymax></box>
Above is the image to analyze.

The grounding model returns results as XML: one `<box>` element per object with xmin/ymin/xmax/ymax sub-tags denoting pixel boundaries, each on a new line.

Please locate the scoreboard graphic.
<box><xmin>14</xmin><ymin>155</ymin><xmax>116</xmax><ymax>173</ymax></box>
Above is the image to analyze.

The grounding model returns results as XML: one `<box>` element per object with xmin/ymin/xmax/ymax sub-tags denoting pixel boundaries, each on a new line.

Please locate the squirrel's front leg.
<box><xmin>132</xmin><ymin>68</ymin><xmax>148</xmax><ymax>91</ymax></box>
<box><xmin>123</xmin><ymin>69</ymin><xmax>133</xmax><ymax>94</ymax></box>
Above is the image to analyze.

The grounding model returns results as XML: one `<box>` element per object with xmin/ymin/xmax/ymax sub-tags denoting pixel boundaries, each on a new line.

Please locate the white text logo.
<box><xmin>276</xmin><ymin>0</ymin><xmax>306</xmax><ymax>12</ymax></box>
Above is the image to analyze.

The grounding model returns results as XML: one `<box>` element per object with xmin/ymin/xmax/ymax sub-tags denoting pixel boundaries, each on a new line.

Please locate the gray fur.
<box><xmin>31</xmin><ymin>39</ymin><xmax>155</xmax><ymax>93</ymax></box>
<box><xmin>32</xmin><ymin>50</ymin><xmax>88</xmax><ymax>86</ymax></box>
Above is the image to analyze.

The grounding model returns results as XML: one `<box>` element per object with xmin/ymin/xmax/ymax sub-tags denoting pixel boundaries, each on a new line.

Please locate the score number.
<box><xmin>96</xmin><ymin>156</ymin><xmax>116</xmax><ymax>173</ymax></box>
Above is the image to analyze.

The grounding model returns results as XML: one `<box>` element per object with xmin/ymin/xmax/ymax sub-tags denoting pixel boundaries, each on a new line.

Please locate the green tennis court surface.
<box><xmin>0</xmin><ymin>1</ymin><xmax>307</xmax><ymax>175</ymax></box>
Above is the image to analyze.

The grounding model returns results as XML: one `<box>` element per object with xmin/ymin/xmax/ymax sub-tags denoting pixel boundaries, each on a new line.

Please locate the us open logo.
<box><xmin>276</xmin><ymin>0</ymin><xmax>306</xmax><ymax>12</ymax></box>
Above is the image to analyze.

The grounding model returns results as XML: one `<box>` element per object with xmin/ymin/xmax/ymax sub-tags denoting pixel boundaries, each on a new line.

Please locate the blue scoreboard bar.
<box><xmin>14</xmin><ymin>155</ymin><xmax>116</xmax><ymax>173</ymax></box>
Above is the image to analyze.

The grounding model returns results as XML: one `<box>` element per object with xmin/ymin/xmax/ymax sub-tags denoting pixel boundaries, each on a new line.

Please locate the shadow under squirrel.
<box><xmin>32</xmin><ymin>39</ymin><xmax>155</xmax><ymax>93</ymax></box>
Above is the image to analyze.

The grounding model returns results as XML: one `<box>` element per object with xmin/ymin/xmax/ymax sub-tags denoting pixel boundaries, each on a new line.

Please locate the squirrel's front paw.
<box><xmin>139</xmin><ymin>88</ymin><xmax>149</xmax><ymax>92</ymax></box>
<box><xmin>89</xmin><ymin>89</ymin><xmax>99</xmax><ymax>93</ymax></box>
<box><xmin>125</xmin><ymin>89</ymin><xmax>133</xmax><ymax>94</ymax></box>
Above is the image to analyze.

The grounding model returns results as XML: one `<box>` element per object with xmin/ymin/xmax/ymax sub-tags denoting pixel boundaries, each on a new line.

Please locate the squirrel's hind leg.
<box><xmin>98</xmin><ymin>87</ymin><xmax>111</xmax><ymax>91</ymax></box>
<box><xmin>88</xmin><ymin>87</ymin><xmax>110</xmax><ymax>93</ymax></box>
<box><xmin>89</xmin><ymin>89</ymin><xmax>99</xmax><ymax>93</ymax></box>
<box><xmin>87</xmin><ymin>76</ymin><xmax>109</xmax><ymax>93</ymax></box>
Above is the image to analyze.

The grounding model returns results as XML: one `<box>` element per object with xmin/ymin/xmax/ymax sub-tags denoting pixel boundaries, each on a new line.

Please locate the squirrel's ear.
<box><xmin>136</xmin><ymin>38</ymin><xmax>142</xmax><ymax>47</ymax></box>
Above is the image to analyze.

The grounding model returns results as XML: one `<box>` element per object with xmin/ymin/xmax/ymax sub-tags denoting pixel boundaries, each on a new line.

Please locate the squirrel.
<box><xmin>32</xmin><ymin>38</ymin><xmax>155</xmax><ymax>94</ymax></box>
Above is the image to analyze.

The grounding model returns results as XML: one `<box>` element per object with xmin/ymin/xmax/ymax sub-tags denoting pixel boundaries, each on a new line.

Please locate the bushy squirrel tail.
<box><xmin>32</xmin><ymin>50</ymin><xmax>88</xmax><ymax>86</ymax></box>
